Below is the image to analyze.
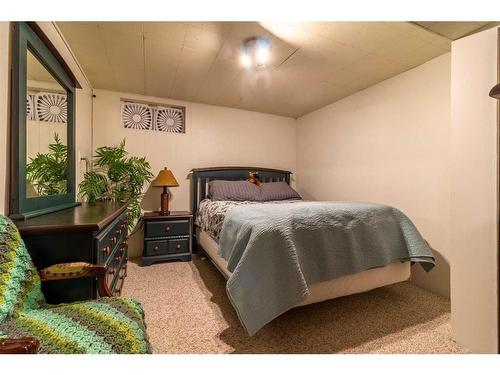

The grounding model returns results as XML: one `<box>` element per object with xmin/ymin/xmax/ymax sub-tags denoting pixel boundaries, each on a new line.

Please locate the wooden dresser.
<box><xmin>15</xmin><ymin>202</ymin><xmax>129</xmax><ymax>304</ymax></box>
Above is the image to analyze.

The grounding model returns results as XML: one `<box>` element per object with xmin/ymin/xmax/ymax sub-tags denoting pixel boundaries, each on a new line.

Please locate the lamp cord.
<box><xmin>128</xmin><ymin>217</ymin><xmax>145</xmax><ymax>238</ymax></box>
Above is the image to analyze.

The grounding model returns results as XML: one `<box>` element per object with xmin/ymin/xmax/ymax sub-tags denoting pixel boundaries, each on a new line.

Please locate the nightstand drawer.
<box><xmin>145</xmin><ymin>219</ymin><xmax>189</xmax><ymax>237</ymax></box>
<box><xmin>168</xmin><ymin>238</ymin><xmax>189</xmax><ymax>254</ymax></box>
<box><xmin>145</xmin><ymin>240</ymin><xmax>168</xmax><ymax>256</ymax></box>
<box><xmin>145</xmin><ymin>238</ymin><xmax>189</xmax><ymax>256</ymax></box>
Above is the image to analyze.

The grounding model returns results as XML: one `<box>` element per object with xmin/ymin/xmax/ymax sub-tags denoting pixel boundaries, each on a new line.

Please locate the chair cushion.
<box><xmin>0</xmin><ymin>215</ymin><xmax>44</xmax><ymax>323</ymax></box>
<box><xmin>0</xmin><ymin>297</ymin><xmax>152</xmax><ymax>354</ymax></box>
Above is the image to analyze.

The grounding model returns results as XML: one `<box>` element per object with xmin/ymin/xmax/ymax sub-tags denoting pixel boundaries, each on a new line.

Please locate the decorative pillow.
<box><xmin>260</xmin><ymin>181</ymin><xmax>302</xmax><ymax>201</ymax></box>
<box><xmin>208</xmin><ymin>180</ymin><xmax>261</xmax><ymax>201</ymax></box>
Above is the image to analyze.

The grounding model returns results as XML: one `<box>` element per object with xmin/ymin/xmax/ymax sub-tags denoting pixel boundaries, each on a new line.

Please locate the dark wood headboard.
<box><xmin>190</xmin><ymin>166</ymin><xmax>292</xmax><ymax>253</ymax></box>
<box><xmin>190</xmin><ymin>166</ymin><xmax>292</xmax><ymax>215</ymax></box>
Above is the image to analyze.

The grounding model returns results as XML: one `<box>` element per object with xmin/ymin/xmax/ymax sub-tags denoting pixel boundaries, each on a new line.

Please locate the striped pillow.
<box><xmin>208</xmin><ymin>180</ymin><xmax>261</xmax><ymax>201</ymax></box>
<box><xmin>208</xmin><ymin>180</ymin><xmax>302</xmax><ymax>202</ymax></box>
<box><xmin>260</xmin><ymin>181</ymin><xmax>302</xmax><ymax>201</ymax></box>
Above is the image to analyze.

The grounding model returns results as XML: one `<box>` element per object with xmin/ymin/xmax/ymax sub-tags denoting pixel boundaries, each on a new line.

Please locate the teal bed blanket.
<box><xmin>218</xmin><ymin>201</ymin><xmax>435</xmax><ymax>335</ymax></box>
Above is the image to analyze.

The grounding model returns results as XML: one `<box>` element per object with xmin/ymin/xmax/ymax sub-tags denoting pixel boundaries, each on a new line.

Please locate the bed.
<box><xmin>191</xmin><ymin>166</ymin><xmax>434</xmax><ymax>335</ymax></box>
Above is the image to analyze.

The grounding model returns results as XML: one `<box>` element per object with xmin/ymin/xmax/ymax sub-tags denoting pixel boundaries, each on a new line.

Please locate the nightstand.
<box><xmin>141</xmin><ymin>211</ymin><xmax>193</xmax><ymax>266</ymax></box>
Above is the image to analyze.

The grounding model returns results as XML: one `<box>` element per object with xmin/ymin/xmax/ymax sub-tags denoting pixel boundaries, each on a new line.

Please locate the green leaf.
<box><xmin>26</xmin><ymin>133</ymin><xmax>68</xmax><ymax>195</ymax></box>
<box><xmin>78</xmin><ymin>138</ymin><xmax>153</xmax><ymax>226</ymax></box>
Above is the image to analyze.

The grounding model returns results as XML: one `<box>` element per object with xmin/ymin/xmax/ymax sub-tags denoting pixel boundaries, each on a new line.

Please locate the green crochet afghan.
<box><xmin>0</xmin><ymin>215</ymin><xmax>152</xmax><ymax>354</ymax></box>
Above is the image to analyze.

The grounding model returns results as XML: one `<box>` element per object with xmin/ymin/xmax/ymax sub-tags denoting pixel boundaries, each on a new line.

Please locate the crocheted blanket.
<box><xmin>0</xmin><ymin>297</ymin><xmax>152</xmax><ymax>354</ymax></box>
<box><xmin>0</xmin><ymin>215</ymin><xmax>152</xmax><ymax>354</ymax></box>
<box><xmin>0</xmin><ymin>215</ymin><xmax>44</xmax><ymax>322</ymax></box>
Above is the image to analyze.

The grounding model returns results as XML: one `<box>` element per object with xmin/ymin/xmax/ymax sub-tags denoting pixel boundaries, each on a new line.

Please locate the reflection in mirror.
<box><xmin>26</xmin><ymin>49</ymin><xmax>68</xmax><ymax>198</ymax></box>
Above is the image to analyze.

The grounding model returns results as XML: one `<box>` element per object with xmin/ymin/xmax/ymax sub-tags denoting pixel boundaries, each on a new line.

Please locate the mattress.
<box><xmin>197</xmin><ymin>228</ymin><xmax>411</xmax><ymax>307</ymax></box>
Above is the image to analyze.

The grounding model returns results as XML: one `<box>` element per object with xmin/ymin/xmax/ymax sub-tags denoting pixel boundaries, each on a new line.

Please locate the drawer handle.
<box><xmin>111</xmin><ymin>236</ymin><xmax>117</xmax><ymax>244</ymax></box>
<box><xmin>176</xmin><ymin>244</ymin><xmax>181</xmax><ymax>250</ymax></box>
<box><xmin>102</xmin><ymin>246</ymin><xmax>110</xmax><ymax>254</ymax></box>
<box><xmin>153</xmin><ymin>245</ymin><xmax>160</xmax><ymax>252</ymax></box>
<box><xmin>165</xmin><ymin>226</ymin><xmax>171</xmax><ymax>232</ymax></box>
<box><xmin>115</xmin><ymin>256</ymin><xmax>120</xmax><ymax>262</ymax></box>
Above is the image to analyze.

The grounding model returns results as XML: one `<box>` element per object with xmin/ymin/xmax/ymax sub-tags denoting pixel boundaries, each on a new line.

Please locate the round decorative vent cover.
<box><xmin>35</xmin><ymin>92</ymin><xmax>67</xmax><ymax>123</ymax></box>
<box><xmin>121</xmin><ymin>102</ymin><xmax>153</xmax><ymax>130</ymax></box>
<box><xmin>26</xmin><ymin>93</ymin><xmax>34</xmax><ymax>121</ymax></box>
<box><xmin>155</xmin><ymin>107</ymin><xmax>185</xmax><ymax>133</ymax></box>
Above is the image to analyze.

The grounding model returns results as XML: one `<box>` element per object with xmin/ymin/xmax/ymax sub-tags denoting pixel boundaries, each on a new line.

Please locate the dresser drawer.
<box><xmin>145</xmin><ymin>240</ymin><xmax>168</xmax><ymax>256</ymax></box>
<box><xmin>112</xmin><ymin>272</ymin><xmax>126</xmax><ymax>296</ymax></box>
<box><xmin>145</xmin><ymin>219</ymin><xmax>189</xmax><ymax>237</ymax></box>
<box><xmin>96</xmin><ymin>213</ymin><xmax>128</xmax><ymax>264</ymax></box>
<box><xmin>104</xmin><ymin>243</ymin><xmax>127</xmax><ymax>296</ymax></box>
<box><xmin>105</xmin><ymin>252</ymin><xmax>122</xmax><ymax>290</ymax></box>
<box><xmin>110</xmin><ymin>258</ymin><xmax>127</xmax><ymax>296</ymax></box>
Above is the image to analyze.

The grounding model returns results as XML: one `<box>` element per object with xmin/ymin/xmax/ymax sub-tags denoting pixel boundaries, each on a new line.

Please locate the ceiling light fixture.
<box><xmin>240</xmin><ymin>36</ymin><xmax>272</xmax><ymax>69</ymax></box>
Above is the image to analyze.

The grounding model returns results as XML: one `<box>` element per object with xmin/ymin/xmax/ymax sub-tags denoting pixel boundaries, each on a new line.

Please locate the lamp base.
<box><xmin>160</xmin><ymin>188</ymin><xmax>169</xmax><ymax>216</ymax></box>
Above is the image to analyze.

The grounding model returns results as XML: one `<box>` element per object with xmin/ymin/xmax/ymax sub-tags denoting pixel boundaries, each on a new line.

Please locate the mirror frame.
<box><xmin>10</xmin><ymin>22</ymin><xmax>78</xmax><ymax>219</ymax></box>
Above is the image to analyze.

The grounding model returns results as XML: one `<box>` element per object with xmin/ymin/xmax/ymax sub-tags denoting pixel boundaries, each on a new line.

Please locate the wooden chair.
<box><xmin>0</xmin><ymin>215</ymin><xmax>151</xmax><ymax>354</ymax></box>
<box><xmin>0</xmin><ymin>263</ymin><xmax>111</xmax><ymax>354</ymax></box>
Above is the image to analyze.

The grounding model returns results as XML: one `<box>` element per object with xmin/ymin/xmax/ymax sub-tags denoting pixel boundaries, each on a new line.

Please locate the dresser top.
<box><xmin>15</xmin><ymin>202</ymin><xmax>128</xmax><ymax>235</ymax></box>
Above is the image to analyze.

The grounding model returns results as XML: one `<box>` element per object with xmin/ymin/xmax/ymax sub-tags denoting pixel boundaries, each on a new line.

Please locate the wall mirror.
<box><xmin>10</xmin><ymin>22</ymin><xmax>78</xmax><ymax>219</ymax></box>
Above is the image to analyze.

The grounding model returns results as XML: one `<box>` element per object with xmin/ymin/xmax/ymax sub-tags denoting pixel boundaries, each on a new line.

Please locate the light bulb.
<box><xmin>256</xmin><ymin>46</ymin><xmax>270</xmax><ymax>66</ymax></box>
<box><xmin>240</xmin><ymin>53</ymin><xmax>252</xmax><ymax>68</ymax></box>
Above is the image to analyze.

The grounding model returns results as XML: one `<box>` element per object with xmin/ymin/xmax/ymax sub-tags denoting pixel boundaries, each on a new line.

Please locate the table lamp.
<box><xmin>152</xmin><ymin>167</ymin><xmax>179</xmax><ymax>215</ymax></box>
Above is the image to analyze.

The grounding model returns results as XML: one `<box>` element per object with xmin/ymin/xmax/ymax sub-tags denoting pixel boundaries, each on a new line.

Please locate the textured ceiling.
<box><xmin>413</xmin><ymin>22</ymin><xmax>496</xmax><ymax>40</ymax></box>
<box><xmin>57</xmin><ymin>21</ymin><xmax>456</xmax><ymax>118</ymax></box>
<box><xmin>27</xmin><ymin>49</ymin><xmax>57</xmax><ymax>83</ymax></box>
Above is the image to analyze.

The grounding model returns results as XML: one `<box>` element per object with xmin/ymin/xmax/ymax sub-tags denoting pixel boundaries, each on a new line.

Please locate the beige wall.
<box><xmin>0</xmin><ymin>22</ymin><xmax>93</xmax><ymax>215</ymax></box>
<box><xmin>0</xmin><ymin>22</ymin><xmax>10</xmax><ymax>214</ymax></box>
<box><xmin>296</xmin><ymin>53</ymin><xmax>452</xmax><ymax>299</ymax></box>
<box><xmin>92</xmin><ymin>89</ymin><xmax>297</xmax><ymax>256</ymax></box>
<box><xmin>450</xmin><ymin>27</ymin><xmax>498</xmax><ymax>354</ymax></box>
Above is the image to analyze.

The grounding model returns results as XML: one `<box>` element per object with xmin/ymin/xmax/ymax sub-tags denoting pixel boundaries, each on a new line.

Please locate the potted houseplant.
<box><xmin>79</xmin><ymin>139</ymin><xmax>153</xmax><ymax>229</ymax></box>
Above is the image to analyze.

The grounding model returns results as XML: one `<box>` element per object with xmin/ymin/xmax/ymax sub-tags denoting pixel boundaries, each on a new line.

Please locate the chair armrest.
<box><xmin>39</xmin><ymin>262</ymin><xmax>112</xmax><ymax>297</ymax></box>
<box><xmin>0</xmin><ymin>337</ymin><xmax>40</xmax><ymax>354</ymax></box>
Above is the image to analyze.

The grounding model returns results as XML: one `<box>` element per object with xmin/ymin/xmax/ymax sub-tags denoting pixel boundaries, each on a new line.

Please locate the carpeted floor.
<box><xmin>122</xmin><ymin>256</ymin><xmax>466</xmax><ymax>354</ymax></box>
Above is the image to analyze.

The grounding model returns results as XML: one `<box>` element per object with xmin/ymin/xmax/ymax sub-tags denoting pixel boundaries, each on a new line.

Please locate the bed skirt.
<box><xmin>196</xmin><ymin>228</ymin><xmax>410</xmax><ymax>308</ymax></box>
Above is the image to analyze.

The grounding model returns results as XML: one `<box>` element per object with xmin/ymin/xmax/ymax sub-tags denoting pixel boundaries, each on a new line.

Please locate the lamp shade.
<box><xmin>153</xmin><ymin>168</ymin><xmax>179</xmax><ymax>187</ymax></box>
<box><xmin>489</xmin><ymin>83</ymin><xmax>500</xmax><ymax>99</ymax></box>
